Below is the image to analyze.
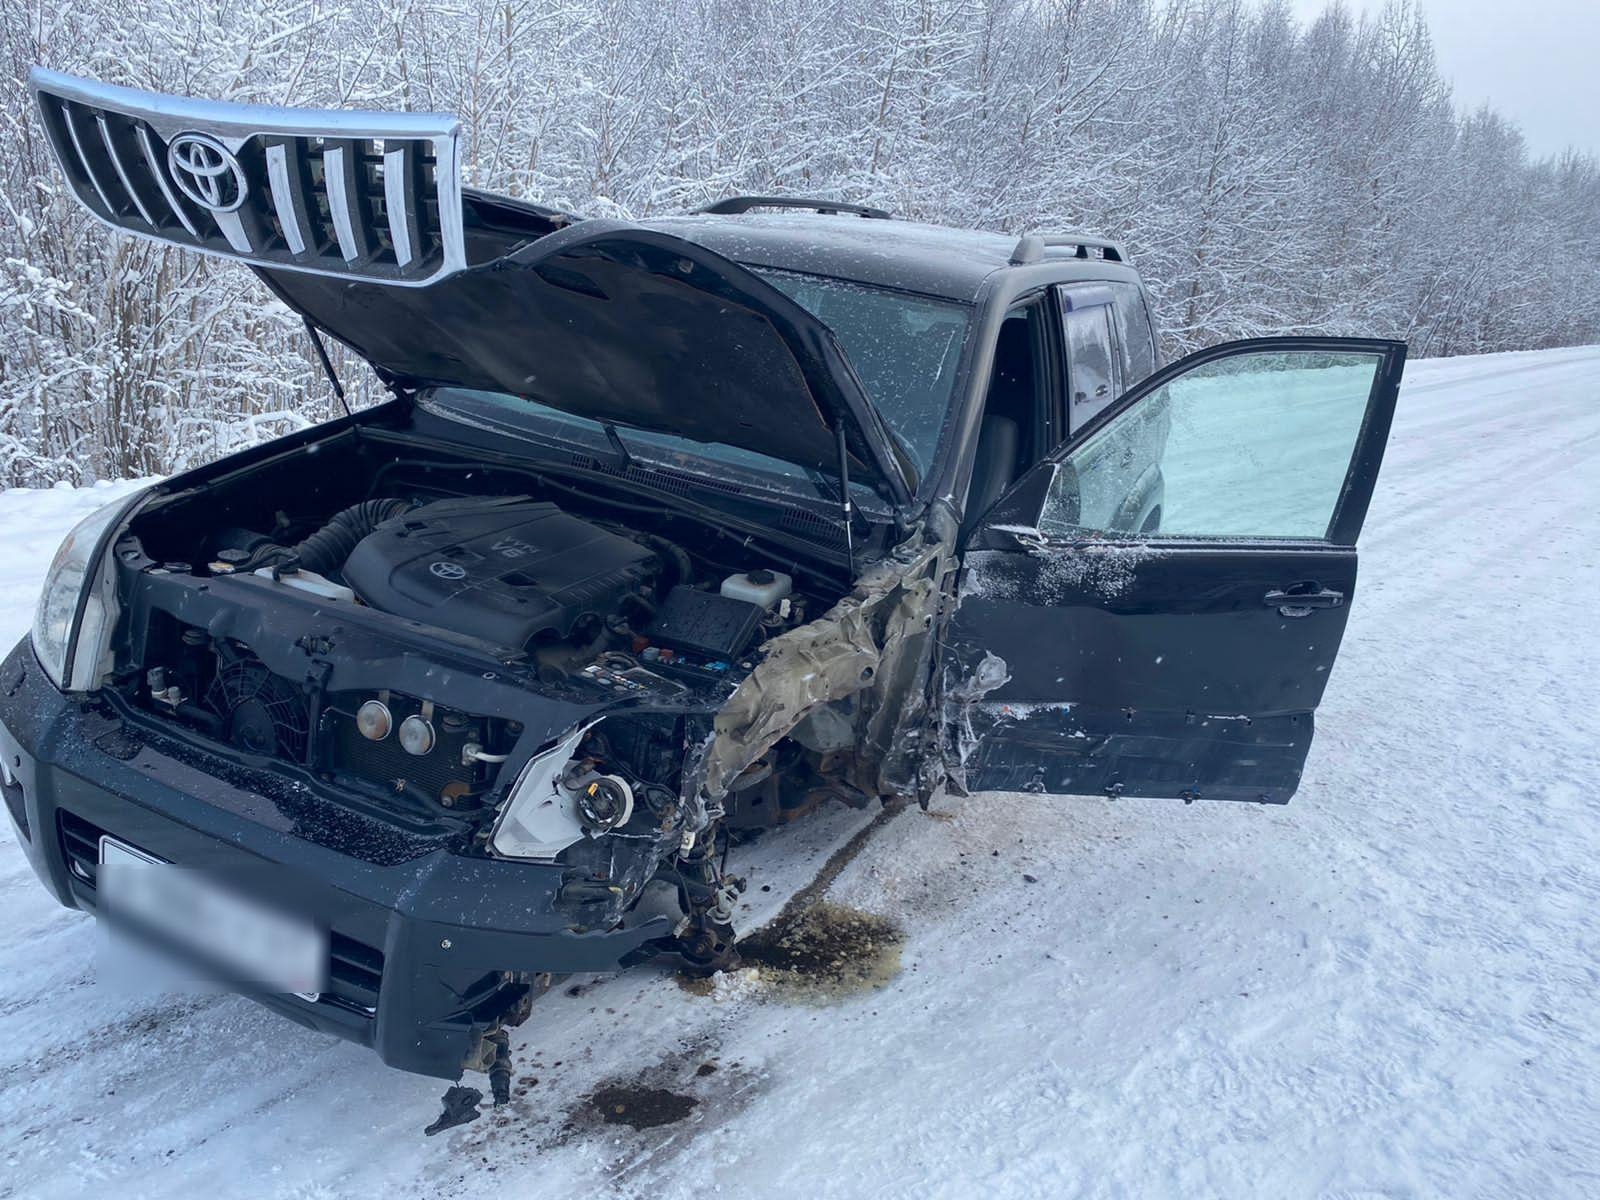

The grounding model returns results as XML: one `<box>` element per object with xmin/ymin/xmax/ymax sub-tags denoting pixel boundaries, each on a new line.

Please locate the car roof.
<box><xmin>639</xmin><ymin>212</ymin><xmax>1099</xmax><ymax>301</ymax></box>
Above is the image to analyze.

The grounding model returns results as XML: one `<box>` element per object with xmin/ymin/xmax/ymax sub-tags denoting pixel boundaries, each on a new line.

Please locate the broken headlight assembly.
<box><xmin>31</xmin><ymin>491</ymin><xmax>145</xmax><ymax>691</ymax></box>
<box><xmin>489</xmin><ymin>722</ymin><xmax>637</xmax><ymax>860</ymax></box>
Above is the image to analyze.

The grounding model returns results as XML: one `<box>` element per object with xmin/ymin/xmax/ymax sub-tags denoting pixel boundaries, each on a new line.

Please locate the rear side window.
<box><xmin>1105</xmin><ymin>281</ymin><xmax>1158</xmax><ymax>385</ymax></box>
<box><xmin>1060</xmin><ymin>298</ymin><xmax>1121</xmax><ymax>432</ymax></box>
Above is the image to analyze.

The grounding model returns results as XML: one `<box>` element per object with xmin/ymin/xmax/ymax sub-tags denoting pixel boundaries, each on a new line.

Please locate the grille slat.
<box><xmin>383</xmin><ymin>143</ymin><xmax>419</xmax><ymax>267</ymax></box>
<box><xmin>94</xmin><ymin>113</ymin><xmax>157</xmax><ymax>226</ymax></box>
<box><xmin>211</xmin><ymin>207</ymin><xmax>253</xmax><ymax>254</ymax></box>
<box><xmin>59</xmin><ymin>810</ymin><xmax>101</xmax><ymax>884</ymax></box>
<box><xmin>264</xmin><ymin>141</ymin><xmax>308</xmax><ymax>255</ymax></box>
<box><xmin>328</xmin><ymin>932</ymin><xmax>384</xmax><ymax>1010</ymax></box>
<box><xmin>57</xmin><ymin>101</ymin><xmax>118</xmax><ymax>216</ymax></box>
<box><xmin>321</xmin><ymin>141</ymin><xmax>364</xmax><ymax>263</ymax></box>
<box><xmin>134</xmin><ymin>123</ymin><xmax>200</xmax><ymax>236</ymax></box>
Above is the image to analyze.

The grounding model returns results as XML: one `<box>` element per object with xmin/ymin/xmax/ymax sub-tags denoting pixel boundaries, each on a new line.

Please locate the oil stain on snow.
<box><xmin>736</xmin><ymin>901</ymin><xmax>905</xmax><ymax>1002</ymax></box>
<box><xmin>587</xmin><ymin>1083</ymin><xmax>699</xmax><ymax>1130</ymax></box>
<box><xmin>558</xmin><ymin>1040</ymin><xmax>751</xmax><ymax>1146</ymax></box>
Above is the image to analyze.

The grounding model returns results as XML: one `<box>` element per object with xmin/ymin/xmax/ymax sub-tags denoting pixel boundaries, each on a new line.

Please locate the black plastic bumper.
<box><xmin>0</xmin><ymin>639</ymin><xmax>667</xmax><ymax>1079</ymax></box>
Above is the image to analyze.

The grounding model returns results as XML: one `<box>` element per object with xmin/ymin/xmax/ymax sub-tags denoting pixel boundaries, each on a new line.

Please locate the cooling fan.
<box><xmin>205</xmin><ymin>643</ymin><xmax>309</xmax><ymax>760</ymax></box>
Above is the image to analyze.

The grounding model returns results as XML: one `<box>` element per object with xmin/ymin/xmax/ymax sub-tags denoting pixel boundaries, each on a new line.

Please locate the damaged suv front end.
<box><xmin>0</xmin><ymin>373</ymin><xmax>954</xmax><ymax>1083</ymax></box>
<box><xmin>3</xmin><ymin>70</ymin><xmax>960</xmax><ymax>1084</ymax></box>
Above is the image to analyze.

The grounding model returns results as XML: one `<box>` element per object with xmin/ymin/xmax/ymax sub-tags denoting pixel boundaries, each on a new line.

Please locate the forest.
<box><xmin>2</xmin><ymin>0</ymin><xmax>1596</xmax><ymax>486</ymax></box>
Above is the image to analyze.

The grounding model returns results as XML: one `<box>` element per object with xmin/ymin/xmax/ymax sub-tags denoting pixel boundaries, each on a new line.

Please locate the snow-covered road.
<box><xmin>2</xmin><ymin>345</ymin><xmax>1597</xmax><ymax>1199</ymax></box>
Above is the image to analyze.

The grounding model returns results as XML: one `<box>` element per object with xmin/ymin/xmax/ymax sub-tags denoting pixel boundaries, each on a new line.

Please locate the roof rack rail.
<box><xmin>1009</xmin><ymin>233</ymin><xmax>1127</xmax><ymax>265</ymax></box>
<box><xmin>697</xmin><ymin>195</ymin><xmax>893</xmax><ymax>219</ymax></box>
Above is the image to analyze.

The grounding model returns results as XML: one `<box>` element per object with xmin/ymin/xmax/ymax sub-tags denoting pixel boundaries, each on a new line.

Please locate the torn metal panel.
<box><xmin>937</xmin><ymin>650</ymin><xmax>1012</xmax><ymax>797</ymax></box>
<box><xmin>686</xmin><ymin>535</ymin><xmax>951</xmax><ymax>814</ymax></box>
<box><xmin>859</xmin><ymin>564</ymin><xmax>951</xmax><ymax>799</ymax></box>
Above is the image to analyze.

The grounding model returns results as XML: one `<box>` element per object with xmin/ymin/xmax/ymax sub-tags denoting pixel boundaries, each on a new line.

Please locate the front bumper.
<box><xmin>0</xmin><ymin>639</ymin><xmax>668</xmax><ymax>1079</ymax></box>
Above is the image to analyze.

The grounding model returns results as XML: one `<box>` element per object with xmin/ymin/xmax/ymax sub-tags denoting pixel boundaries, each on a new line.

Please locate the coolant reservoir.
<box><xmin>253</xmin><ymin>566</ymin><xmax>356</xmax><ymax>604</ymax></box>
<box><xmin>721</xmin><ymin>569</ymin><xmax>792</xmax><ymax>610</ymax></box>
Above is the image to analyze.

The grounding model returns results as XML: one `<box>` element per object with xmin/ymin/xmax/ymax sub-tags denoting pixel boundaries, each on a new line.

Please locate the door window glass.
<box><xmin>1104</xmin><ymin>282</ymin><xmax>1158</xmax><ymax>385</ymax></box>
<box><xmin>1061</xmin><ymin>303</ymin><xmax>1120</xmax><ymax>431</ymax></box>
<box><xmin>1038</xmin><ymin>348</ymin><xmax>1383</xmax><ymax>540</ymax></box>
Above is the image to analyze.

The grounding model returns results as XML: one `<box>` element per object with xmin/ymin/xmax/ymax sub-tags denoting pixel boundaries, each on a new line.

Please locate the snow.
<box><xmin>0</xmin><ymin>479</ymin><xmax>155</xmax><ymax>647</ymax></box>
<box><xmin>3</xmin><ymin>346</ymin><xmax>1600</xmax><ymax>1197</ymax></box>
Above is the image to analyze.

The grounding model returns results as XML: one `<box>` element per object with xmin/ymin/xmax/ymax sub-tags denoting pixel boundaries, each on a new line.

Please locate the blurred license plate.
<box><xmin>98</xmin><ymin>836</ymin><xmax>326</xmax><ymax>998</ymax></box>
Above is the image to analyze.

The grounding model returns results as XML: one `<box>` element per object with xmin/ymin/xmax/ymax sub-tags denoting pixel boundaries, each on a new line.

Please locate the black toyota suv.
<box><xmin>1</xmin><ymin>69</ymin><xmax>1404</xmax><ymax>1103</ymax></box>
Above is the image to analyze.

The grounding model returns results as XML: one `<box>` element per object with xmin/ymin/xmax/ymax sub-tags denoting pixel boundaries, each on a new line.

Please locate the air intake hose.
<box><xmin>267</xmin><ymin>498</ymin><xmax>410</xmax><ymax>578</ymax></box>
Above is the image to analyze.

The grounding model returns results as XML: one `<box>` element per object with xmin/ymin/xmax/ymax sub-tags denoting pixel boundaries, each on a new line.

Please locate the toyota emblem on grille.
<box><xmin>166</xmin><ymin>133</ymin><xmax>249</xmax><ymax>213</ymax></box>
<box><xmin>429</xmin><ymin>561</ymin><xmax>467</xmax><ymax>580</ymax></box>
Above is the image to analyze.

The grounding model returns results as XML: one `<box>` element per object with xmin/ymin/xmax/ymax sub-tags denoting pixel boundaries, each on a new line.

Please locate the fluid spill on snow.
<box><xmin>737</xmin><ymin>902</ymin><xmax>905</xmax><ymax>1002</ymax></box>
<box><xmin>587</xmin><ymin>1084</ymin><xmax>698</xmax><ymax>1130</ymax></box>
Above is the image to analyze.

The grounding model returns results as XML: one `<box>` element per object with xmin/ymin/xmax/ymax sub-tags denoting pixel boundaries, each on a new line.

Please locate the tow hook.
<box><xmin>424</xmin><ymin>1027</ymin><xmax>516</xmax><ymax>1134</ymax></box>
<box><xmin>424</xmin><ymin>1085</ymin><xmax>483</xmax><ymax>1136</ymax></box>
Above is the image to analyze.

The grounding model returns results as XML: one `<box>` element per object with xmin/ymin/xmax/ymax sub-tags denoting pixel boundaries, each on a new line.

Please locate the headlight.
<box><xmin>31</xmin><ymin>493</ymin><xmax>143</xmax><ymax>691</ymax></box>
<box><xmin>490</xmin><ymin>721</ymin><xmax>600</xmax><ymax>860</ymax></box>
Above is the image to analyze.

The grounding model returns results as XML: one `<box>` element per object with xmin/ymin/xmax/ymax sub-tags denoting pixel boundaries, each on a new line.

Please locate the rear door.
<box><xmin>947</xmin><ymin>337</ymin><xmax>1405</xmax><ymax>803</ymax></box>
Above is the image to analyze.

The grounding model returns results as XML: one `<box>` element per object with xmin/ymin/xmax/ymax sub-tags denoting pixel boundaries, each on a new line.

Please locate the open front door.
<box><xmin>947</xmin><ymin>337</ymin><xmax>1405</xmax><ymax>803</ymax></box>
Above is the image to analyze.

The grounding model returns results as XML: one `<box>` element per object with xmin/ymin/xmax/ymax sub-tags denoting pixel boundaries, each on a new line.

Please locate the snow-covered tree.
<box><xmin>2</xmin><ymin>0</ymin><xmax>1597</xmax><ymax>486</ymax></box>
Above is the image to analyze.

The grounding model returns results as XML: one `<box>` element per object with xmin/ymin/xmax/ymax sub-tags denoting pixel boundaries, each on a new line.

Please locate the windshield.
<box><xmin>418</xmin><ymin>387</ymin><xmax>889</xmax><ymax>511</ymax></box>
<box><xmin>419</xmin><ymin>268</ymin><xmax>970</xmax><ymax>497</ymax></box>
<box><xmin>752</xmin><ymin>268</ymin><xmax>969</xmax><ymax>473</ymax></box>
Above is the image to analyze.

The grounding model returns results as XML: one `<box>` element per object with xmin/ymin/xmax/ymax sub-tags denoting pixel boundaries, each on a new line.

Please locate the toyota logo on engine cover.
<box><xmin>166</xmin><ymin>133</ymin><xmax>249</xmax><ymax>213</ymax></box>
<box><xmin>429</xmin><ymin>561</ymin><xmax>467</xmax><ymax>580</ymax></box>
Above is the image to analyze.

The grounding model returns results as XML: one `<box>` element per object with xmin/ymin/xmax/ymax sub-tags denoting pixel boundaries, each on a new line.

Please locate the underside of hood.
<box><xmin>27</xmin><ymin>67</ymin><xmax>917</xmax><ymax>506</ymax></box>
<box><xmin>262</xmin><ymin>217</ymin><xmax>917</xmax><ymax>504</ymax></box>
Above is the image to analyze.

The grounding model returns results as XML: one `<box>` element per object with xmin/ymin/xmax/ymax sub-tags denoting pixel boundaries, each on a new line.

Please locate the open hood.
<box><xmin>28</xmin><ymin>67</ymin><xmax>917</xmax><ymax>506</ymax></box>
<box><xmin>262</xmin><ymin>219</ymin><xmax>917</xmax><ymax>504</ymax></box>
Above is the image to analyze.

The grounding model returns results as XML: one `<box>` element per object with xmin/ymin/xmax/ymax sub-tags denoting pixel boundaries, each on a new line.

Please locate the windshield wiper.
<box><xmin>602</xmin><ymin>421</ymin><xmax>634</xmax><ymax>471</ymax></box>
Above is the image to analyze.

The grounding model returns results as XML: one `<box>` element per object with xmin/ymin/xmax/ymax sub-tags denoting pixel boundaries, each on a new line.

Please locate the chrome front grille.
<box><xmin>30</xmin><ymin>68</ymin><xmax>465</xmax><ymax>286</ymax></box>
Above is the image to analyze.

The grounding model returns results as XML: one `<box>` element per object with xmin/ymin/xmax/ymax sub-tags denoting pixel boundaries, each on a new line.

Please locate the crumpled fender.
<box><xmin>684</xmin><ymin>535</ymin><xmax>952</xmax><ymax>816</ymax></box>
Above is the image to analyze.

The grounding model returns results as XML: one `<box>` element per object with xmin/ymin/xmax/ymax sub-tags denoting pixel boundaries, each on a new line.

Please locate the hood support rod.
<box><xmin>835</xmin><ymin>421</ymin><xmax>856</xmax><ymax>577</ymax></box>
<box><xmin>303</xmin><ymin>317</ymin><xmax>353</xmax><ymax>418</ymax></box>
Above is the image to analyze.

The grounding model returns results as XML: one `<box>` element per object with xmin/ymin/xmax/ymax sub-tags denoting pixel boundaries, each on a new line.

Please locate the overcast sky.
<box><xmin>1289</xmin><ymin>0</ymin><xmax>1599</xmax><ymax>159</ymax></box>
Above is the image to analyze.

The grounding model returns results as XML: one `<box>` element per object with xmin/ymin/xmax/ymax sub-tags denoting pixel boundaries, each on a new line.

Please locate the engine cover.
<box><xmin>342</xmin><ymin>497</ymin><xmax>655</xmax><ymax>647</ymax></box>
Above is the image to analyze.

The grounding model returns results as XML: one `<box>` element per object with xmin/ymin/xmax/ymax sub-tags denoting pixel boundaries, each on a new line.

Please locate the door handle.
<box><xmin>1265</xmin><ymin>585</ymin><xmax>1344</xmax><ymax>617</ymax></box>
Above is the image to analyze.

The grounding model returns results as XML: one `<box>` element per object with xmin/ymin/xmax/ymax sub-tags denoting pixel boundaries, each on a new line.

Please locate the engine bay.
<box><xmin>200</xmin><ymin>491</ymin><xmax>810</xmax><ymax>667</ymax></box>
<box><xmin>108</xmin><ymin>428</ymin><xmax>856</xmax><ymax>859</ymax></box>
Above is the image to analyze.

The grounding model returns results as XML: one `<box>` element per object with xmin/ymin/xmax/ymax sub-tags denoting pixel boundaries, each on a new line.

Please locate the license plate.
<box><xmin>98</xmin><ymin>836</ymin><xmax>326</xmax><ymax>999</ymax></box>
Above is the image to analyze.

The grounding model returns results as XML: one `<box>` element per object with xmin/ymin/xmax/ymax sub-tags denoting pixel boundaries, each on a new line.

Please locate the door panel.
<box><xmin>954</xmin><ymin>544</ymin><xmax>1355</xmax><ymax>802</ymax></box>
<box><xmin>949</xmin><ymin>336</ymin><xmax>1405</xmax><ymax>804</ymax></box>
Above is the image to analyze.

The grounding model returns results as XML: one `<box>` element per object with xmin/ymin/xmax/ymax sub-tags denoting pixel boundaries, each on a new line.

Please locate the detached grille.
<box><xmin>30</xmin><ymin>67</ymin><xmax>465</xmax><ymax>286</ymax></box>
